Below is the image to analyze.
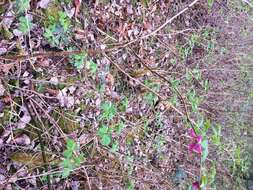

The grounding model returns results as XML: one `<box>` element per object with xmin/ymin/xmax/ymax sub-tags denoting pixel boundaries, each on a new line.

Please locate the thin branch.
<box><xmin>103</xmin><ymin>52</ymin><xmax>184</xmax><ymax>117</ymax></box>
<box><xmin>130</xmin><ymin>49</ymin><xmax>196</xmax><ymax>127</ymax></box>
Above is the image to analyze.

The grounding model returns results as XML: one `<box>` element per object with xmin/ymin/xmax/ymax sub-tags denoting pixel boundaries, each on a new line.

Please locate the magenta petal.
<box><xmin>188</xmin><ymin>128</ymin><xmax>197</xmax><ymax>138</ymax></box>
<box><xmin>188</xmin><ymin>143</ymin><xmax>195</xmax><ymax>152</ymax></box>
<box><xmin>192</xmin><ymin>181</ymin><xmax>200</xmax><ymax>190</ymax></box>
<box><xmin>193</xmin><ymin>144</ymin><xmax>202</xmax><ymax>154</ymax></box>
<box><xmin>196</xmin><ymin>136</ymin><xmax>202</xmax><ymax>143</ymax></box>
<box><xmin>189</xmin><ymin>143</ymin><xmax>202</xmax><ymax>154</ymax></box>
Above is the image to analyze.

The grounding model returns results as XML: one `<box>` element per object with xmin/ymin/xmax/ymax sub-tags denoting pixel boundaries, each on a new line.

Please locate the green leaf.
<box><xmin>88</xmin><ymin>60</ymin><xmax>98</xmax><ymax>74</ymax></box>
<box><xmin>62</xmin><ymin>167</ymin><xmax>71</xmax><ymax>178</ymax></box>
<box><xmin>207</xmin><ymin>0</ymin><xmax>214</xmax><ymax>10</ymax></box>
<box><xmin>16</xmin><ymin>0</ymin><xmax>30</xmax><ymax>13</ymax></box>
<box><xmin>101</xmin><ymin>134</ymin><xmax>111</xmax><ymax>146</ymax></box>
<box><xmin>18</xmin><ymin>16</ymin><xmax>32</xmax><ymax>34</ymax></box>
<box><xmin>201</xmin><ymin>139</ymin><xmax>208</xmax><ymax>162</ymax></box>
<box><xmin>110</xmin><ymin>141</ymin><xmax>119</xmax><ymax>153</ymax></box>
<box><xmin>66</xmin><ymin>139</ymin><xmax>76</xmax><ymax>151</ymax></box>
<box><xmin>101</xmin><ymin>102</ymin><xmax>117</xmax><ymax>120</ymax></box>
<box><xmin>74</xmin><ymin>154</ymin><xmax>84</xmax><ymax>166</ymax></box>
<box><xmin>201</xmin><ymin>175</ymin><xmax>208</xmax><ymax>188</ymax></box>
<box><xmin>115</xmin><ymin>122</ymin><xmax>125</xmax><ymax>134</ymax></box>
<box><xmin>63</xmin><ymin>149</ymin><xmax>72</xmax><ymax>158</ymax></box>
<box><xmin>97</xmin><ymin>125</ymin><xmax>108</xmax><ymax>136</ymax></box>
<box><xmin>203</xmin><ymin>119</ymin><xmax>211</xmax><ymax>133</ymax></box>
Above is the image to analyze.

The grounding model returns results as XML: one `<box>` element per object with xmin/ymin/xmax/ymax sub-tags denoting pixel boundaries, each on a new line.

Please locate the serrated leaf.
<box><xmin>101</xmin><ymin>134</ymin><xmax>111</xmax><ymax>146</ymax></box>
<box><xmin>110</xmin><ymin>141</ymin><xmax>119</xmax><ymax>153</ymax></box>
<box><xmin>62</xmin><ymin>167</ymin><xmax>71</xmax><ymax>178</ymax></box>
<box><xmin>63</xmin><ymin>149</ymin><xmax>72</xmax><ymax>158</ymax></box>
<box><xmin>97</xmin><ymin>125</ymin><xmax>108</xmax><ymax>136</ymax></box>
<box><xmin>66</xmin><ymin>139</ymin><xmax>76</xmax><ymax>151</ymax></box>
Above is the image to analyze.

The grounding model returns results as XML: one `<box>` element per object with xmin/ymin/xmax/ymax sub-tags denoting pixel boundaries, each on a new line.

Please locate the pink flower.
<box><xmin>188</xmin><ymin>128</ymin><xmax>202</xmax><ymax>154</ymax></box>
<box><xmin>192</xmin><ymin>181</ymin><xmax>200</xmax><ymax>190</ymax></box>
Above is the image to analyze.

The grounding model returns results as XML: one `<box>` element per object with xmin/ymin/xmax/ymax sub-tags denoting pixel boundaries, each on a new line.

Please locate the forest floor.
<box><xmin>0</xmin><ymin>0</ymin><xmax>253</xmax><ymax>189</ymax></box>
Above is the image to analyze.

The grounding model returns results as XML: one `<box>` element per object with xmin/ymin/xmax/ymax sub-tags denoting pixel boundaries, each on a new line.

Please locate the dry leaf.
<box><xmin>37</xmin><ymin>0</ymin><xmax>51</xmax><ymax>9</ymax></box>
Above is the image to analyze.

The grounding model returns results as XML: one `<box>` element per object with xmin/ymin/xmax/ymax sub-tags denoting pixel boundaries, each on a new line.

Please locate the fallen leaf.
<box><xmin>13</xmin><ymin>134</ymin><xmax>31</xmax><ymax>145</ymax></box>
<box><xmin>37</xmin><ymin>0</ymin><xmax>51</xmax><ymax>9</ymax></box>
<box><xmin>17</xmin><ymin>106</ymin><xmax>31</xmax><ymax>129</ymax></box>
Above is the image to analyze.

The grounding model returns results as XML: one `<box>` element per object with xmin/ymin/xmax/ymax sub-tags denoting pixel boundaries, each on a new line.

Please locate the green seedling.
<box><xmin>69</xmin><ymin>51</ymin><xmax>87</xmax><ymax>70</ymax></box>
<box><xmin>15</xmin><ymin>0</ymin><xmax>30</xmax><ymax>13</ymax></box>
<box><xmin>97</xmin><ymin>125</ymin><xmax>112</xmax><ymax>146</ymax></box>
<box><xmin>101</xmin><ymin>102</ymin><xmax>117</xmax><ymax>121</ymax></box>
<box><xmin>60</xmin><ymin>139</ymin><xmax>84</xmax><ymax>178</ymax></box>
<box><xmin>43</xmin><ymin>11</ymin><xmax>71</xmax><ymax>47</ymax></box>
<box><xmin>119</xmin><ymin>97</ymin><xmax>129</xmax><ymax>112</ymax></box>
<box><xmin>143</xmin><ymin>80</ymin><xmax>160</xmax><ymax>105</ymax></box>
<box><xmin>18</xmin><ymin>16</ymin><xmax>32</xmax><ymax>34</ymax></box>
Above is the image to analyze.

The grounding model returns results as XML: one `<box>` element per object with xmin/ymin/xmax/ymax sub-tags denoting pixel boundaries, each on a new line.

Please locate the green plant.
<box><xmin>43</xmin><ymin>11</ymin><xmax>71</xmax><ymax>47</ymax></box>
<box><xmin>100</xmin><ymin>102</ymin><xmax>117</xmax><ymax>121</ymax></box>
<box><xmin>143</xmin><ymin>80</ymin><xmax>160</xmax><ymax>105</ymax></box>
<box><xmin>60</xmin><ymin>139</ymin><xmax>84</xmax><ymax>178</ymax></box>
<box><xmin>211</xmin><ymin>124</ymin><xmax>221</xmax><ymax>146</ymax></box>
<box><xmin>15</xmin><ymin>0</ymin><xmax>30</xmax><ymax>13</ymax></box>
<box><xmin>119</xmin><ymin>97</ymin><xmax>129</xmax><ymax>112</ymax></box>
<box><xmin>87</xmin><ymin>60</ymin><xmax>98</xmax><ymax>75</ymax></box>
<box><xmin>18</xmin><ymin>16</ymin><xmax>32</xmax><ymax>34</ymax></box>
<box><xmin>207</xmin><ymin>0</ymin><xmax>214</xmax><ymax>11</ymax></box>
<box><xmin>187</xmin><ymin>89</ymin><xmax>202</xmax><ymax>112</ymax></box>
<box><xmin>68</xmin><ymin>51</ymin><xmax>87</xmax><ymax>70</ymax></box>
<box><xmin>97</xmin><ymin>125</ymin><xmax>112</xmax><ymax>146</ymax></box>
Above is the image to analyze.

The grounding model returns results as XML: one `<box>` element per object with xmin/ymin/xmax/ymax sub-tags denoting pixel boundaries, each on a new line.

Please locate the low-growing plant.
<box><xmin>15</xmin><ymin>0</ymin><xmax>30</xmax><ymax>13</ymax></box>
<box><xmin>187</xmin><ymin>89</ymin><xmax>202</xmax><ymax>112</ymax></box>
<box><xmin>18</xmin><ymin>16</ymin><xmax>32</xmax><ymax>34</ymax></box>
<box><xmin>43</xmin><ymin>11</ymin><xmax>71</xmax><ymax>47</ymax></box>
<box><xmin>68</xmin><ymin>51</ymin><xmax>87</xmax><ymax>70</ymax></box>
<box><xmin>100</xmin><ymin>101</ymin><xmax>117</xmax><ymax>121</ymax></box>
<box><xmin>97</xmin><ymin>125</ymin><xmax>112</xmax><ymax>146</ymax></box>
<box><xmin>60</xmin><ymin>138</ymin><xmax>84</xmax><ymax>178</ymax></box>
<box><xmin>143</xmin><ymin>80</ymin><xmax>160</xmax><ymax>106</ymax></box>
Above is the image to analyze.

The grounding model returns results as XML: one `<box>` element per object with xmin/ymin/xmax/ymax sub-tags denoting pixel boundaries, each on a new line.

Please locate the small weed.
<box><xmin>118</xmin><ymin>97</ymin><xmax>129</xmax><ymax>112</ymax></box>
<box><xmin>68</xmin><ymin>50</ymin><xmax>87</xmax><ymax>70</ymax></box>
<box><xmin>86</xmin><ymin>60</ymin><xmax>98</xmax><ymax>75</ymax></box>
<box><xmin>43</xmin><ymin>11</ymin><xmax>71</xmax><ymax>47</ymax></box>
<box><xmin>15</xmin><ymin>0</ymin><xmax>30</xmax><ymax>13</ymax></box>
<box><xmin>100</xmin><ymin>101</ymin><xmax>117</xmax><ymax>121</ymax></box>
<box><xmin>60</xmin><ymin>139</ymin><xmax>84</xmax><ymax>178</ymax></box>
<box><xmin>97</xmin><ymin>125</ymin><xmax>112</xmax><ymax>146</ymax></box>
<box><xmin>187</xmin><ymin>89</ymin><xmax>202</xmax><ymax>112</ymax></box>
<box><xmin>143</xmin><ymin>80</ymin><xmax>160</xmax><ymax>106</ymax></box>
<box><xmin>18</xmin><ymin>16</ymin><xmax>32</xmax><ymax>34</ymax></box>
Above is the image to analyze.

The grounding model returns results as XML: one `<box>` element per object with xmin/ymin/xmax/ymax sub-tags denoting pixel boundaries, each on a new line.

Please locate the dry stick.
<box><xmin>102</xmin><ymin>53</ymin><xmax>184</xmax><ymax>117</ymax></box>
<box><xmin>130</xmin><ymin>49</ymin><xmax>196</xmax><ymax>127</ymax></box>
<box><xmin>29</xmin><ymin>98</ymin><xmax>67</xmax><ymax>140</ymax></box>
<box><xmin>24</xmin><ymin>99</ymin><xmax>52</xmax><ymax>190</ymax></box>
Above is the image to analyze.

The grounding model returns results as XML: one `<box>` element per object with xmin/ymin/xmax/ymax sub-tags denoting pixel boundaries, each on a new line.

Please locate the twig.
<box><xmin>24</xmin><ymin>100</ymin><xmax>52</xmax><ymax>190</ymax></box>
<box><xmin>102</xmin><ymin>53</ymin><xmax>184</xmax><ymax>117</ymax></box>
<box><xmin>110</xmin><ymin>0</ymin><xmax>199</xmax><ymax>48</ymax></box>
<box><xmin>130</xmin><ymin>49</ymin><xmax>196</xmax><ymax>127</ymax></box>
<box><xmin>82</xmin><ymin>166</ymin><xmax>92</xmax><ymax>190</ymax></box>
